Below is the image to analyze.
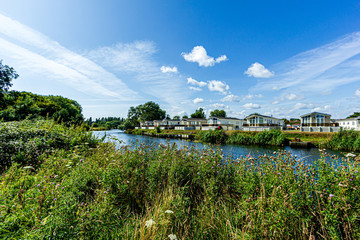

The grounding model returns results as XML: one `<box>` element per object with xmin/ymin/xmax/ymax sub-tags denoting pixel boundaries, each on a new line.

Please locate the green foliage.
<box><xmin>227</xmin><ymin>129</ymin><xmax>287</xmax><ymax>146</ymax></box>
<box><xmin>126</xmin><ymin>101</ymin><xmax>166</xmax><ymax>129</ymax></box>
<box><xmin>0</xmin><ymin>60</ymin><xmax>19</xmax><ymax>94</ymax></box>
<box><xmin>173</xmin><ymin>115</ymin><xmax>180</xmax><ymax>120</ymax></box>
<box><xmin>86</xmin><ymin>116</ymin><xmax>125</xmax><ymax>130</ymax></box>
<box><xmin>0</xmin><ymin>120</ymin><xmax>100</xmax><ymax>173</ymax></box>
<box><xmin>325</xmin><ymin>130</ymin><xmax>360</xmax><ymax>151</ymax></box>
<box><xmin>0</xmin><ymin>91</ymin><xmax>84</xmax><ymax>125</ymax></box>
<box><xmin>209</xmin><ymin>109</ymin><xmax>226</xmax><ymax>118</ymax></box>
<box><xmin>1</xmin><ymin>130</ymin><xmax>359</xmax><ymax>239</ymax></box>
<box><xmin>190</xmin><ymin>108</ymin><xmax>206</xmax><ymax>119</ymax></box>
<box><xmin>198</xmin><ymin>129</ymin><xmax>227</xmax><ymax>144</ymax></box>
<box><xmin>281</xmin><ymin>118</ymin><xmax>290</xmax><ymax>125</ymax></box>
<box><xmin>347</xmin><ymin>112</ymin><xmax>360</xmax><ymax>118</ymax></box>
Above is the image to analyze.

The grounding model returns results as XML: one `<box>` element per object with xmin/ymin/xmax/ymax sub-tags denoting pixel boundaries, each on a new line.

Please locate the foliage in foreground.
<box><xmin>1</xmin><ymin>123</ymin><xmax>360</xmax><ymax>239</ymax></box>
<box><xmin>0</xmin><ymin>120</ymin><xmax>100</xmax><ymax>173</ymax></box>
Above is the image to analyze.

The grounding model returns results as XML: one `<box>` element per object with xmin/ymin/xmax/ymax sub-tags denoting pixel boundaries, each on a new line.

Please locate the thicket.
<box><xmin>0</xmin><ymin>91</ymin><xmax>84</xmax><ymax>125</ymax></box>
<box><xmin>199</xmin><ymin>129</ymin><xmax>287</xmax><ymax>146</ymax></box>
<box><xmin>198</xmin><ymin>129</ymin><xmax>227</xmax><ymax>144</ymax></box>
<box><xmin>325</xmin><ymin>130</ymin><xmax>360</xmax><ymax>151</ymax></box>
<box><xmin>0</xmin><ymin>122</ymin><xmax>359</xmax><ymax>239</ymax></box>
<box><xmin>85</xmin><ymin>117</ymin><xmax>125</xmax><ymax>130</ymax></box>
<box><xmin>0</xmin><ymin>120</ymin><xmax>100</xmax><ymax>173</ymax></box>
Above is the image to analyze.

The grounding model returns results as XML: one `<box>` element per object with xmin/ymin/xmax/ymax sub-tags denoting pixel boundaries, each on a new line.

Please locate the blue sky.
<box><xmin>1</xmin><ymin>0</ymin><xmax>360</xmax><ymax>119</ymax></box>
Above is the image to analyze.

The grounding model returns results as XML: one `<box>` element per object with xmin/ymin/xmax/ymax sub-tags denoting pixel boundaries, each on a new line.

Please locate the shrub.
<box><xmin>198</xmin><ymin>129</ymin><xmax>227</xmax><ymax>144</ymax></box>
<box><xmin>0</xmin><ymin>119</ymin><xmax>100</xmax><ymax>172</ymax></box>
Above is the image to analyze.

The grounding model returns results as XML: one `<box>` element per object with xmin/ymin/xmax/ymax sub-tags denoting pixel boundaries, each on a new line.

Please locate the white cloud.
<box><xmin>215</xmin><ymin>55</ymin><xmax>228</xmax><ymax>63</ymax></box>
<box><xmin>272</xmin><ymin>100</ymin><xmax>279</xmax><ymax>104</ymax></box>
<box><xmin>189</xmin><ymin>86</ymin><xmax>202</xmax><ymax>91</ymax></box>
<box><xmin>243</xmin><ymin>94</ymin><xmax>263</xmax><ymax>100</ymax></box>
<box><xmin>254</xmin><ymin>32</ymin><xmax>360</xmax><ymax>92</ymax></box>
<box><xmin>182</xmin><ymin>46</ymin><xmax>227</xmax><ymax>67</ymax></box>
<box><xmin>0</xmin><ymin>14</ymin><xmax>137</xmax><ymax>99</ymax></box>
<box><xmin>210</xmin><ymin>103</ymin><xmax>226</xmax><ymax>108</ymax></box>
<box><xmin>221</xmin><ymin>94</ymin><xmax>240</xmax><ymax>102</ymax></box>
<box><xmin>160</xmin><ymin>66</ymin><xmax>178</xmax><ymax>73</ymax></box>
<box><xmin>285</xmin><ymin>93</ymin><xmax>303</xmax><ymax>101</ymax></box>
<box><xmin>294</xmin><ymin>103</ymin><xmax>314</xmax><ymax>110</ymax></box>
<box><xmin>187</xmin><ymin>77</ymin><xmax>207</xmax><ymax>87</ymax></box>
<box><xmin>87</xmin><ymin>41</ymin><xmax>190</xmax><ymax>106</ymax></box>
<box><xmin>243</xmin><ymin>103</ymin><xmax>261</xmax><ymax>109</ymax></box>
<box><xmin>193</xmin><ymin>97</ymin><xmax>204</xmax><ymax>104</ymax></box>
<box><xmin>208</xmin><ymin>80</ymin><xmax>230</xmax><ymax>94</ymax></box>
<box><xmin>356</xmin><ymin>89</ymin><xmax>360</xmax><ymax>97</ymax></box>
<box><xmin>312</xmin><ymin>105</ymin><xmax>330</xmax><ymax>112</ymax></box>
<box><xmin>245</xmin><ymin>62</ymin><xmax>274</xmax><ymax>78</ymax></box>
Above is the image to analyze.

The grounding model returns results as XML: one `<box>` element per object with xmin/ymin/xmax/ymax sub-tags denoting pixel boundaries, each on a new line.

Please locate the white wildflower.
<box><xmin>165</xmin><ymin>210</ymin><xmax>174</xmax><ymax>214</ymax></box>
<box><xmin>168</xmin><ymin>234</ymin><xmax>177</xmax><ymax>240</ymax></box>
<box><xmin>145</xmin><ymin>219</ymin><xmax>155</xmax><ymax>227</ymax></box>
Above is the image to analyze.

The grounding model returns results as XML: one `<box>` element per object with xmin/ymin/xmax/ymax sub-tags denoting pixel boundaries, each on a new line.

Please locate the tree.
<box><xmin>191</xmin><ymin>108</ymin><xmax>206</xmax><ymax>119</ymax></box>
<box><xmin>347</xmin><ymin>112</ymin><xmax>360</xmax><ymax>118</ymax></box>
<box><xmin>173</xmin><ymin>115</ymin><xmax>180</xmax><ymax>120</ymax></box>
<box><xmin>210</xmin><ymin>109</ymin><xmax>226</xmax><ymax>118</ymax></box>
<box><xmin>125</xmin><ymin>101</ymin><xmax>166</xmax><ymax>129</ymax></box>
<box><xmin>182</xmin><ymin>115</ymin><xmax>188</xmax><ymax>119</ymax></box>
<box><xmin>0</xmin><ymin>60</ymin><xmax>19</xmax><ymax>94</ymax></box>
<box><xmin>281</xmin><ymin>118</ymin><xmax>290</xmax><ymax>125</ymax></box>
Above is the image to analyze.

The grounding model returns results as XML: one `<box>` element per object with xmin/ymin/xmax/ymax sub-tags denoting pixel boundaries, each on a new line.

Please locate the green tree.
<box><xmin>347</xmin><ymin>112</ymin><xmax>360</xmax><ymax>118</ymax></box>
<box><xmin>125</xmin><ymin>101</ymin><xmax>166</xmax><ymax>129</ymax></box>
<box><xmin>182</xmin><ymin>115</ymin><xmax>188</xmax><ymax>119</ymax></box>
<box><xmin>0</xmin><ymin>60</ymin><xmax>19</xmax><ymax>94</ymax></box>
<box><xmin>210</xmin><ymin>109</ymin><xmax>226</xmax><ymax>118</ymax></box>
<box><xmin>0</xmin><ymin>91</ymin><xmax>84</xmax><ymax>125</ymax></box>
<box><xmin>173</xmin><ymin>115</ymin><xmax>180</xmax><ymax>120</ymax></box>
<box><xmin>191</xmin><ymin>108</ymin><xmax>206</xmax><ymax>119</ymax></box>
<box><xmin>281</xmin><ymin>118</ymin><xmax>290</xmax><ymax>125</ymax></box>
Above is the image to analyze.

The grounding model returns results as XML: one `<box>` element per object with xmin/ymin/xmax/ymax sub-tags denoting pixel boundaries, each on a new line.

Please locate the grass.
<box><xmin>1</xmin><ymin>120</ymin><xmax>360</xmax><ymax>239</ymax></box>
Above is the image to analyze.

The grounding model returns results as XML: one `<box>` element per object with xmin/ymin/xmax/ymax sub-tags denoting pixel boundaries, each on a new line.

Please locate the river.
<box><xmin>93</xmin><ymin>129</ymin><xmax>344</xmax><ymax>165</ymax></box>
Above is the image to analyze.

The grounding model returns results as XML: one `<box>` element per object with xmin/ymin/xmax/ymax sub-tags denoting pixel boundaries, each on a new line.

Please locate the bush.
<box><xmin>0</xmin><ymin>119</ymin><xmax>100</xmax><ymax>172</ymax></box>
<box><xmin>326</xmin><ymin>130</ymin><xmax>360</xmax><ymax>151</ymax></box>
<box><xmin>198</xmin><ymin>129</ymin><xmax>227</xmax><ymax>144</ymax></box>
<box><xmin>227</xmin><ymin>129</ymin><xmax>286</xmax><ymax>146</ymax></box>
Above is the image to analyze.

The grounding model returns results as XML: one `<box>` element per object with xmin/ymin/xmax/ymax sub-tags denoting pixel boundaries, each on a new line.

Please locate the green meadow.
<box><xmin>1</xmin><ymin>120</ymin><xmax>360</xmax><ymax>239</ymax></box>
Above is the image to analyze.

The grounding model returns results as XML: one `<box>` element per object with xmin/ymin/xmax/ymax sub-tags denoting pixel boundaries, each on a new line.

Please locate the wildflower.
<box><xmin>165</xmin><ymin>210</ymin><xmax>174</xmax><ymax>214</ymax></box>
<box><xmin>197</xmin><ymin>172</ymin><xmax>200</xmax><ymax>175</ymax></box>
<box><xmin>329</xmin><ymin>194</ymin><xmax>334</xmax><ymax>198</ymax></box>
<box><xmin>145</xmin><ymin>219</ymin><xmax>155</xmax><ymax>227</ymax></box>
<box><xmin>168</xmin><ymin>234</ymin><xmax>177</xmax><ymax>240</ymax></box>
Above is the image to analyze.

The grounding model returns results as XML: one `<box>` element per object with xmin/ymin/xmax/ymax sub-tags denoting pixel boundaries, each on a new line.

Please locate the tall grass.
<box><xmin>0</xmin><ymin>120</ymin><xmax>100</xmax><ymax>173</ymax></box>
<box><xmin>1</xmin><ymin>121</ymin><xmax>359</xmax><ymax>239</ymax></box>
<box><xmin>325</xmin><ymin>130</ymin><xmax>360</xmax><ymax>151</ymax></box>
<box><xmin>227</xmin><ymin>129</ymin><xmax>287</xmax><ymax>146</ymax></box>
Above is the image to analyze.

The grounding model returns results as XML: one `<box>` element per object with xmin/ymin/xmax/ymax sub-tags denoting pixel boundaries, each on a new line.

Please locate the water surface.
<box><xmin>93</xmin><ymin>129</ymin><xmax>343</xmax><ymax>165</ymax></box>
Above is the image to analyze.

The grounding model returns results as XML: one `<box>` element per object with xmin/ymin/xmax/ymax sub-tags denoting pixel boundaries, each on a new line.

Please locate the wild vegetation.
<box><xmin>0</xmin><ymin>91</ymin><xmax>84</xmax><ymax>125</ymax></box>
<box><xmin>1</xmin><ymin>119</ymin><xmax>359</xmax><ymax>239</ymax></box>
<box><xmin>85</xmin><ymin>117</ymin><xmax>125</xmax><ymax>130</ymax></box>
<box><xmin>325</xmin><ymin>130</ymin><xmax>360</xmax><ymax>151</ymax></box>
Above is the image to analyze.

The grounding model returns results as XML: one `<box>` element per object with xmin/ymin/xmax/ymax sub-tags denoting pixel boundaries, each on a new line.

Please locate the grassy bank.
<box><xmin>1</xmin><ymin>120</ymin><xmax>360</xmax><ymax>239</ymax></box>
<box><xmin>128</xmin><ymin>128</ymin><xmax>360</xmax><ymax>151</ymax></box>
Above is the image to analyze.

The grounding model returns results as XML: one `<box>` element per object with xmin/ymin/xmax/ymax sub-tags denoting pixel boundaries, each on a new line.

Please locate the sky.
<box><xmin>1</xmin><ymin>0</ymin><xmax>360</xmax><ymax>119</ymax></box>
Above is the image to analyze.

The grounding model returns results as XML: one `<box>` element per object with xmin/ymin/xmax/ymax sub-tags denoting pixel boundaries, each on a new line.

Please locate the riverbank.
<box><xmin>126</xmin><ymin>128</ymin><xmax>360</xmax><ymax>152</ymax></box>
<box><xmin>126</xmin><ymin>129</ymin><xmax>329</xmax><ymax>147</ymax></box>
<box><xmin>1</xmin><ymin>120</ymin><xmax>360</xmax><ymax>239</ymax></box>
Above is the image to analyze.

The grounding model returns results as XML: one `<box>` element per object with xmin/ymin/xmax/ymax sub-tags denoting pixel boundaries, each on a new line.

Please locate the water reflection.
<box><xmin>93</xmin><ymin>129</ymin><xmax>343</xmax><ymax>165</ymax></box>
